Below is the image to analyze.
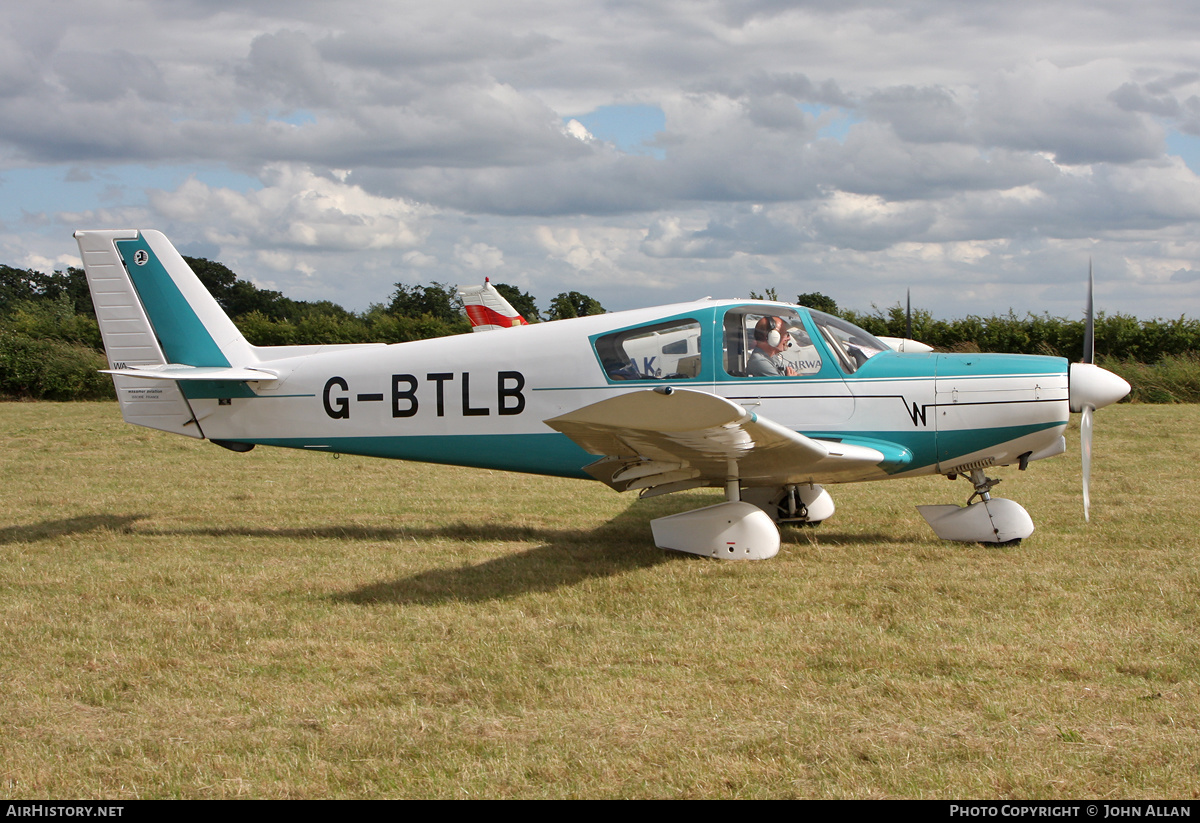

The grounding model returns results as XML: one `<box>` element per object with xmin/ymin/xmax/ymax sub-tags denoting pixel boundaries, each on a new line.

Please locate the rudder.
<box><xmin>74</xmin><ymin>229</ymin><xmax>257</xmax><ymax>437</ymax></box>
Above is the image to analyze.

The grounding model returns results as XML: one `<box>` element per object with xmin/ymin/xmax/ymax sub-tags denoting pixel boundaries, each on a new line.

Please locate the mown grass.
<box><xmin>1</xmin><ymin>402</ymin><xmax>1197</xmax><ymax>798</ymax></box>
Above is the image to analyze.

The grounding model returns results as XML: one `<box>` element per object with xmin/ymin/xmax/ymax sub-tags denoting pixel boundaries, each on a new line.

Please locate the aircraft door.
<box><xmin>715</xmin><ymin>307</ymin><xmax>854</xmax><ymax>428</ymax></box>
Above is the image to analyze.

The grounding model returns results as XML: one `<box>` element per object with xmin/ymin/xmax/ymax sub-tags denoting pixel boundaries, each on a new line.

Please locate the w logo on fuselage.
<box><xmin>905</xmin><ymin>400</ymin><xmax>929</xmax><ymax>427</ymax></box>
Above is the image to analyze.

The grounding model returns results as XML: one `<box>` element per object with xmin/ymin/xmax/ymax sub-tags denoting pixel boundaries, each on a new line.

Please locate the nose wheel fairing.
<box><xmin>917</xmin><ymin>498</ymin><xmax>1034</xmax><ymax>544</ymax></box>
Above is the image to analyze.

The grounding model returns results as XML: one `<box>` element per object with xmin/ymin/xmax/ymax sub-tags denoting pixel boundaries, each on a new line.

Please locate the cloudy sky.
<box><xmin>3</xmin><ymin>1</ymin><xmax>1200</xmax><ymax>321</ymax></box>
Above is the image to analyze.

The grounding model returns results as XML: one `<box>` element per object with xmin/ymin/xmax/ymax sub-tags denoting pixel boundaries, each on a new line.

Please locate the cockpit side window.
<box><xmin>723</xmin><ymin>308</ymin><xmax>822</xmax><ymax>377</ymax></box>
<box><xmin>595</xmin><ymin>318</ymin><xmax>702</xmax><ymax>380</ymax></box>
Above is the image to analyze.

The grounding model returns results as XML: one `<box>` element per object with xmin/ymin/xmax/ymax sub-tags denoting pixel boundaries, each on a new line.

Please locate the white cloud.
<box><xmin>563</xmin><ymin>119</ymin><xmax>593</xmax><ymax>142</ymax></box>
<box><xmin>401</xmin><ymin>249</ymin><xmax>438</xmax><ymax>268</ymax></box>
<box><xmin>535</xmin><ymin>225</ymin><xmax>630</xmax><ymax>272</ymax></box>
<box><xmin>147</xmin><ymin>164</ymin><xmax>433</xmax><ymax>251</ymax></box>
<box><xmin>2</xmin><ymin>0</ymin><xmax>1200</xmax><ymax>319</ymax></box>
<box><xmin>641</xmin><ymin>216</ymin><xmax>717</xmax><ymax>258</ymax></box>
<box><xmin>20</xmin><ymin>252</ymin><xmax>81</xmax><ymax>273</ymax></box>
<box><xmin>453</xmin><ymin>239</ymin><xmax>503</xmax><ymax>271</ymax></box>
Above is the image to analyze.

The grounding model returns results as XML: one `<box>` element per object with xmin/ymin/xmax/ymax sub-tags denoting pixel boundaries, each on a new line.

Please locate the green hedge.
<box><xmin>843</xmin><ymin>307</ymin><xmax>1200</xmax><ymax>364</ymax></box>
<box><xmin>235</xmin><ymin>308</ymin><xmax>470</xmax><ymax>346</ymax></box>
<box><xmin>3</xmin><ymin>306</ymin><xmax>1199</xmax><ymax>403</ymax></box>
<box><xmin>0</xmin><ymin>331</ymin><xmax>115</xmax><ymax>401</ymax></box>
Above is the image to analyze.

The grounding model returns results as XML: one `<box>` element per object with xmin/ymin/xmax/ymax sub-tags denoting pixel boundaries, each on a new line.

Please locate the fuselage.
<box><xmin>183</xmin><ymin>299</ymin><xmax>1071</xmax><ymax>485</ymax></box>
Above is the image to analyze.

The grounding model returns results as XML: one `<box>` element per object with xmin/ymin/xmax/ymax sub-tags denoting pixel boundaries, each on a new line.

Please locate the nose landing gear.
<box><xmin>918</xmin><ymin>468</ymin><xmax>1034</xmax><ymax>545</ymax></box>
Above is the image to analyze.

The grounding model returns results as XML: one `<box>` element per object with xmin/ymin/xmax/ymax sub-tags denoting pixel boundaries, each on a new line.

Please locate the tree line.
<box><xmin>1</xmin><ymin>260</ymin><xmax>1197</xmax><ymax>401</ymax></box>
<box><xmin>0</xmin><ymin>260</ymin><xmax>608</xmax><ymax>399</ymax></box>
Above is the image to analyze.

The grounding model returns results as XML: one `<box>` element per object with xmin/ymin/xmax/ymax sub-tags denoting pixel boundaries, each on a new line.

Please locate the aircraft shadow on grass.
<box><xmin>8</xmin><ymin>509</ymin><xmax>916</xmax><ymax>604</ymax></box>
<box><xmin>330</xmin><ymin>523</ymin><xmax>912</xmax><ymax>607</ymax></box>
<box><xmin>0</xmin><ymin>514</ymin><xmax>146</xmax><ymax>545</ymax></box>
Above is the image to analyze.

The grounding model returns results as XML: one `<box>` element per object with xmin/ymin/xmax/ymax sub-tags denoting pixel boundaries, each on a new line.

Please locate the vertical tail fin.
<box><xmin>74</xmin><ymin>229</ymin><xmax>257</xmax><ymax>437</ymax></box>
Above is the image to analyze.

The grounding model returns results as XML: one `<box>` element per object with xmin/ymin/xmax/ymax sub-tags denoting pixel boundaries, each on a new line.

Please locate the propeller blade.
<box><xmin>1081</xmin><ymin>404</ymin><xmax>1093</xmax><ymax>522</ymax></box>
<box><xmin>1072</xmin><ymin>261</ymin><xmax>1126</xmax><ymax>522</ymax></box>
<box><xmin>906</xmin><ymin>289</ymin><xmax>913</xmax><ymax>341</ymax></box>
<box><xmin>1082</xmin><ymin>261</ymin><xmax>1094</xmax><ymax>522</ymax></box>
<box><xmin>1083</xmin><ymin>259</ymin><xmax>1095</xmax><ymax>365</ymax></box>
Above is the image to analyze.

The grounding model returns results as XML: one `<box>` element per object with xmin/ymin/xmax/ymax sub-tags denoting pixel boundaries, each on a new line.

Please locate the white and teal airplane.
<box><xmin>75</xmin><ymin>229</ymin><xmax>1131</xmax><ymax>560</ymax></box>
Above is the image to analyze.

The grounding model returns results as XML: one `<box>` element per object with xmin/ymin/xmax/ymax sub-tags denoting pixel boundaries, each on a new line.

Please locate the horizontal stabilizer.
<box><xmin>101</xmin><ymin>364</ymin><xmax>279</xmax><ymax>382</ymax></box>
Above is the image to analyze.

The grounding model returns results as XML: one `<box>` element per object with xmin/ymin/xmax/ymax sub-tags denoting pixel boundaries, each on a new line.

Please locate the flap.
<box><xmin>545</xmin><ymin>388</ymin><xmax>889</xmax><ymax>492</ymax></box>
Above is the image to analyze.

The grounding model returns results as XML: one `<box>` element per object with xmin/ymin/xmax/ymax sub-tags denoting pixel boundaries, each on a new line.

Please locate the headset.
<box><xmin>754</xmin><ymin>316</ymin><xmax>787</xmax><ymax>348</ymax></box>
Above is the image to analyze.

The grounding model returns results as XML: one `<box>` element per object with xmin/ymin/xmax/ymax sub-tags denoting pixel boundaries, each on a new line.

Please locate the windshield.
<box><xmin>808</xmin><ymin>310</ymin><xmax>890</xmax><ymax>374</ymax></box>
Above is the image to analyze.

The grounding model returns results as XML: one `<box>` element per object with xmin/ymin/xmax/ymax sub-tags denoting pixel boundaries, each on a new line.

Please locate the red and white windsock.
<box><xmin>459</xmin><ymin>278</ymin><xmax>529</xmax><ymax>332</ymax></box>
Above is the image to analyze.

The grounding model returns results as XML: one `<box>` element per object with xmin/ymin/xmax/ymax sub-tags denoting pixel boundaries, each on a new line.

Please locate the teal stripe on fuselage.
<box><xmin>935</xmin><ymin>420</ymin><xmax>1065</xmax><ymax>463</ymax></box>
<box><xmin>233</xmin><ymin>432</ymin><xmax>598</xmax><ymax>479</ymax></box>
<box><xmin>811</xmin><ymin>418</ymin><xmax>1065</xmax><ymax>476</ymax></box>
<box><xmin>931</xmin><ymin>352</ymin><xmax>1067</xmax><ymax>379</ymax></box>
<box><xmin>116</xmin><ymin>236</ymin><xmax>230</xmax><ymax>368</ymax></box>
<box><xmin>849</xmin><ymin>351</ymin><xmax>1068</xmax><ymax>381</ymax></box>
<box><xmin>214</xmin><ymin>419</ymin><xmax>1063</xmax><ymax>484</ymax></box>
<box><xmin>179</xmin><ymin>381</ymin><xmax>258</xmax><ymax>400</ymax></box>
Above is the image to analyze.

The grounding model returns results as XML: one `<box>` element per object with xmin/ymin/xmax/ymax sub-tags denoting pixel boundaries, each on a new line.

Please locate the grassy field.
<box><xmin>1</xmin><ymin>401</ymin><xmax>1197</xmax><ymax>799</ymax></box>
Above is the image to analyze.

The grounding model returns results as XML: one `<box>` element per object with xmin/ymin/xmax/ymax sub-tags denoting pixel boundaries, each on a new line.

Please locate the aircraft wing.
<box><xmin>544</xmin><ymin>388</ymin><xmax>891</xmax><ymax>495</ymax></box>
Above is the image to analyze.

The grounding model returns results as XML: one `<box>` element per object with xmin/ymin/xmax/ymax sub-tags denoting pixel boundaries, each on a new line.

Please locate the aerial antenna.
<box><xmin>905</xmin><ymin>289</ymin><xmax>912</xmax><ymax>341</ymax></box>
<box><xmin>1082</xmin><ymin>259</ymin><xmax>1094</xmax><ymax>365</ymax></box>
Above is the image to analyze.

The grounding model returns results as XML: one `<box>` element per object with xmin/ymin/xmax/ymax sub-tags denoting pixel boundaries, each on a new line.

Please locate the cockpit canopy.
<box><xmin>724</xmin><ymin>306</ymin><xmax>889</xmax><ymax>377</ymax></box>
<box><xmin>591</xmin><ymin>303</ymin><xmax>892</xmax><ymax>383</ymax></box>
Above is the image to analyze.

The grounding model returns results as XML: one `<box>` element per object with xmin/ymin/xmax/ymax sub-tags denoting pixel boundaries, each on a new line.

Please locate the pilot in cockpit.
<box><xmin>747</xmin><ymin>316</ymin><xmax>800</xmax><ymax>377</ymax></box>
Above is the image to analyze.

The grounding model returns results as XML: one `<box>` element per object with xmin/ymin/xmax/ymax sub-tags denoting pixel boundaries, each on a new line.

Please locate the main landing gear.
<box><xmin>741</xmin><ymin>484</ymin><xmax>835</xmax><ymax>527</ymax></box>
<box><xmin>650</xmin><ymin>482</ymin><xmax>835</xmax><ymax>561</ymax></box>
